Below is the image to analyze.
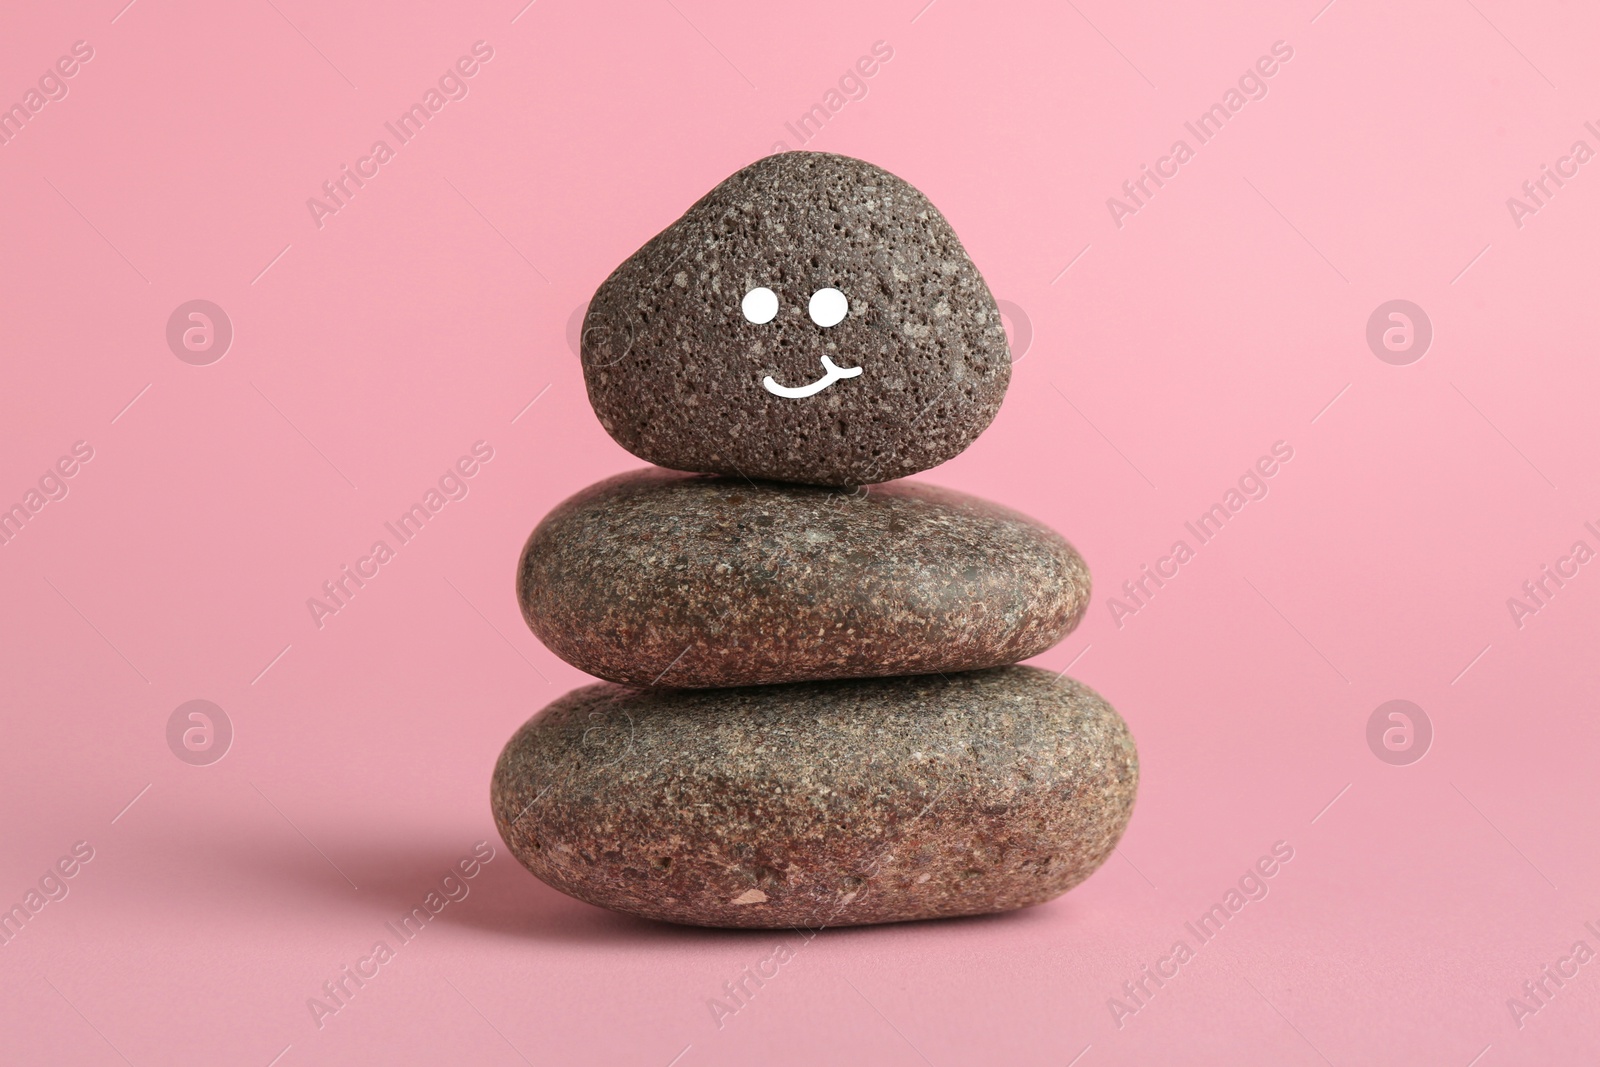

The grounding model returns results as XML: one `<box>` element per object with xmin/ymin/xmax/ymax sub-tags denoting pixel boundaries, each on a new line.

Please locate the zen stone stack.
<box><xmin>492</xmin><ymin>151</ymin><xmax>1138</xmax><ymax>928</ymax></box>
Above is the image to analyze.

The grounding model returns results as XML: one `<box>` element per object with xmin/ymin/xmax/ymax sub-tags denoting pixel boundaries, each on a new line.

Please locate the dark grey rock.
<box><xmin>580</xmin><ymin>151</ymin><xmax>1010</xmax><ymax>487</ymax></box>
<box><xmin>490</xmin><ymin>667</ymin><xmax>1138</xmax><ymax>928</ymax></box>
<box><xmin>518</xmin><ymin>468</ymin><xmax>1090</xmax><ymax>688</ymax></box>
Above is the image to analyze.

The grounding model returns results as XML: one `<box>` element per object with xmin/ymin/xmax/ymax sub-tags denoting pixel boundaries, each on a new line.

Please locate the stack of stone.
<box><xmin>491</xmin><ymin>152</ymin><xmax>1138</xmax><ymax>929</ymax></box>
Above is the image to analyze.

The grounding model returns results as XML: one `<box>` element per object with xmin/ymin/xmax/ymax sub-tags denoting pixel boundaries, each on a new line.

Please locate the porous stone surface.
<box><xmin>490</xmin><ymin>667</ymin><xmax>1138</xmax><ymax>928</ymax></box>
<box><xmin>580</xmin><ymin>151</ymin><xmax>1010</xmax><ymax>486</ymax></box>
<box><xmin>517</xmin><ymin>468</ymin><xmax>1090</xmax><ymax>688</ymax></box>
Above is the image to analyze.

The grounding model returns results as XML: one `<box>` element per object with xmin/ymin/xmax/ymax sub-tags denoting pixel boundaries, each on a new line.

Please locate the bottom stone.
<box><xmin>490</xmin><ymin>666</ymin><xmax>1138</xmax><ymax>928</ymax></box>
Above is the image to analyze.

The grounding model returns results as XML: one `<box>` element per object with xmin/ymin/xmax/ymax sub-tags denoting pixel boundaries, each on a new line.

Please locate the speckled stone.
<box><xmin>580</xmin><ymin>151</ymin><xmax>1010</xmax><ymax>487</ymax></box>
<box><xmin>490</xmin><ymin>666</ymin><xmax>1137</xmax><ymax>928</ymax></box>
<box><xmin>517</xmin><ymin>469</ymin><xmax>1090</xmax><ymax>688</ymax></box>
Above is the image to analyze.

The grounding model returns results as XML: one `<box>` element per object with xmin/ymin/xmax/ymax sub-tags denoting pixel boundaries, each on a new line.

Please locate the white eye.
<box><xmin>741</xmin><ymin>286</ymin><xmax>778</xmax><ymax>324</ymax></box>
<box><xmin>808</xmin><ymin>287</ymin><xmax>848</xmax><ymax>327</ymax></box>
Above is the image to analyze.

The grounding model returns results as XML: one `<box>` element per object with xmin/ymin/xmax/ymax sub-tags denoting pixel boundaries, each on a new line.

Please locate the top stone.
<box><xmin>580</xmin><ymin>152</ymin><xmax>1011</xmax><ymax>487</ymax></box>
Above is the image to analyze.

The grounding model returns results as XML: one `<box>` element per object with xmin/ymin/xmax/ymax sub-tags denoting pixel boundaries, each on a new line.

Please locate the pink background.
<box><xmin>3</xmin><ymin>0</ymin><xmax>1598</xmax><ymax>1063</ymax></box>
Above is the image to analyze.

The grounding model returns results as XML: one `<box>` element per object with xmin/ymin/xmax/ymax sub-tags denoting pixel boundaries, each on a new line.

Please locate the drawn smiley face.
<box><xmin>739</xmin><ymin>285</ymin><xmax>862</xmax><ymax>398</ymax></box>
<box><xmin>580</xmin><ymin>151</ymin><xmax>1010</xmax><ymax>486</ymax></box>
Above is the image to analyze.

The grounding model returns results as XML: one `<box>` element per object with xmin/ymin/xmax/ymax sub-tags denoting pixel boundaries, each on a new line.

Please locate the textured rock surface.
<box><xmin>580</xmin><ymin>151</ymin><xmax>1010</xmax><ymax>486</ymax></box>
<box><xmin>490</xmin><ymin>667</ymin><xmax>1138</xmax><ymax>928</ymax></box>
<box><xmin>518</xmin><ymin>468</ymin><xmax>1090</xmax><ymax>688</ymax></box>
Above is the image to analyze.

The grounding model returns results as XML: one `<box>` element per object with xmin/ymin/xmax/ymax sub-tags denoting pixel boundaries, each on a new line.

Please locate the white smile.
<box><xmin>762</xmin><ymin>356</ymin><xmax>864</xmax><ymax>399</ymax></box>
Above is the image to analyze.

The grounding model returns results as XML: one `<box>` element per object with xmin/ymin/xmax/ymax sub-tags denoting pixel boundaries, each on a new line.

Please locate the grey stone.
<box><xmin>580</xmin><ymin>151</ymin><xmax>1010</xmax><ymax>486</ymax></box>
<box><xmin>518</xmin><ymin>468</ymin><xmax>1090</xmax><ymax>688</ymax></box>
<box><xmin>490</xmin><ymin>666</ymin><xmax>1138</xmax><ymax>928</ymax></box>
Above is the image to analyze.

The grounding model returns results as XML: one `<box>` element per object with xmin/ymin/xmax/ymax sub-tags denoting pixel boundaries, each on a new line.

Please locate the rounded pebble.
<box><xmin>579</xmin><ymin>151</ymin><xmax>1011</xmax><ymax>486</ymax></box>
<box><xmin>490</xmin><ymin>666</ymin><xmax>1138</xmax><ymax>928</ymax></box>
<box><xmin>517</xmin><ymin>469</ymin><xmax>1091</xmax><ymax>688</ymax></box>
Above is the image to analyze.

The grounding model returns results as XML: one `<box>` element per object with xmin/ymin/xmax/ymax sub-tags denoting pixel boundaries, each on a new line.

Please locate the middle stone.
<box><xmin>518</xmin><ymin>468</ymin><xmax>1090</xmax><ymax>688</ymax></box>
